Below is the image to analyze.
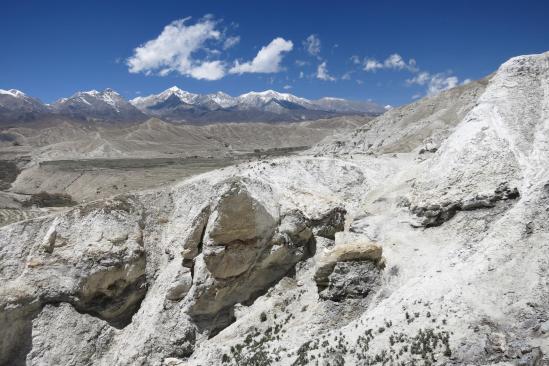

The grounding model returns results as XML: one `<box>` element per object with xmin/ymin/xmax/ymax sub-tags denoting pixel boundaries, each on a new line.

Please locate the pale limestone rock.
<box><xmin>1</xmin><ymin>51</ymin><xmax>549</xmax><ymax>366</ymax></box>
<box><xmin>314</xmin><ymin>240</ymin><xmax>382</xmax><ymax>288</ymax></box>
<box><xmin>204</xmin><ymin>181</ymin><xmax>276</xmax><ymax>246</ymax></box>
<box><xmin>27</xmin><ymin>304</ymin><xmax>116</xmax><ymax>366</ymax></box>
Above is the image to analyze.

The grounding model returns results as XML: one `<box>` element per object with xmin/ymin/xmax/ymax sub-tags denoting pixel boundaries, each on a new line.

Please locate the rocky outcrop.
<box><xmin>184</xmin><ymin>180</ymin><xmax>345</xmax><ymax>334</ymax></box>
<box><xmin>409</xmin><ymin>182</ymin><xmax>520</xmax><ymax>227</ymax></box>
<box><xmin>320</xmin><ymin>261</ymin><xmax>382</xmax><ymax>301</ymax></box>
<box><xmin>0</xmin><ymin>197</ymin><xmax>147</xmax><ymax>365</ymax></box>
<box><xmin>2</xmin><ymin>52</ymin><xmax>549</xmax><ymax>366</ymax></box>
<box><xmin>314</xmin><ymin>239</ymin><xmax>383</xmax><ymax>298</ymax></box>
<box><xmin>26</xmin><ymin>304</ymin><xmax>116</xmax><ymax>366</ymax></box>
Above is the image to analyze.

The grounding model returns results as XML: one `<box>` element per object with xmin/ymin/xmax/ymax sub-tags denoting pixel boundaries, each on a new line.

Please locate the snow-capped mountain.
<box><xmin>131</xmin><ymin>87</ymin><xmax>200</xmax><ymax>109</ymax></box>
<box><xmin>131</xmin><ymin>87</ymin><xmax>239</xmax><ymax>111</ymax></box>
<box><xmin>52</xmin><ymin>89</ymin><xmax>147</xmax><ymax>122</ymax></box>
<box><xmin>236</xmin><ymin>90</ymin><xmax>317</xmax><ymax>110</ymax></box>
<box><xmin>206</xmin><ymin>91</ymin><xmax>238</xmax><ymax>108</ymax></box>
<box><xmin>0</xmin><ymin>87</ymin><xmax>383</xmax><ymax>125</ymax></box>
<box><xmin>0</xmin><ymin>89</ymin><xmax>48</xmax><ymax>123</ymax></box>
<box><xmin>130</xmin><ymin>87</ymin><xmax>383</xmax><ymax>123</ymax></box>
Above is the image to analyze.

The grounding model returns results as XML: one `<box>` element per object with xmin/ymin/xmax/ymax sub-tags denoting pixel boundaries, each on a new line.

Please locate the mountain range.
<box><xmin>0</xmin><ymin>87</ymin><xmax>385</xmax><ymax>125</ymax></box>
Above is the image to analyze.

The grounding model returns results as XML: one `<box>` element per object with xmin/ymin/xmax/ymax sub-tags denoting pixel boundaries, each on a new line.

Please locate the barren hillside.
<box><xmin>1</xmin><ymin>51</ymin><xmax>548</xmax><ymax>366</ymax></box>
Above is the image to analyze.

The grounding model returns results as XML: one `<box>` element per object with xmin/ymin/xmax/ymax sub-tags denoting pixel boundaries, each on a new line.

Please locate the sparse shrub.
<box><xmin>23</xmin><ymin>191</ymin><xmax>77</xmax><ymax>207</ymax></box>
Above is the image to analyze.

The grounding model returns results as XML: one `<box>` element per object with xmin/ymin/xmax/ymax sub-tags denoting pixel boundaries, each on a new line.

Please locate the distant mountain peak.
<box><xmin>0</xmin><ymin>89</ymin><xmax>27</xmax><ymax>98</ymax></box>
<box><xmin>128</xmin><ymin>87</ymin><xmax>383</xmax><ymax>123</ymax></box>
<box><xmin>76</xmin><ymin>88</ymin><xmax>120</xmax><ymax>97</ymax></box>
<box><xmin>51</xmin><ymin>88</ymin><xmax>146</xmax><ymax>122</ymax></box>
<box><xmin>166</xmin><ymin>86</ymin><xmax>184</xmax><ymax>93</ymax></box>
<box><xmin>1</xmin><ymin>86</ymin><xmax>384</xmax><ymax>125</ymax></box>
<box><xmin>240</xmin><ymin>89</ymin><xmax>292</xmax><ymax>99</ymax></box>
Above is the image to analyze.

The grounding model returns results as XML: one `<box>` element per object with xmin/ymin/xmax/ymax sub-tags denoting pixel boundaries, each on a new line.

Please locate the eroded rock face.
<box><xmin>0</xmin><ymin>197</ymin><xmax>148</xmax><ymax>365</ymax></box>
<box><xmin>3</xmin><ymin>51</ymin><xmax>549</xmax><ymax>366</ymax></box>
<box><xmin>200</xmin><ymin>181</ymin><xmax>277</xmax><ymax>280</ymax></box>
<box><xmin>184</xmin><ymin>181</ymin><xmax>343</xmax><ymax>334</ymax></box>
<box><xmin>75</xmin><ymin>257</ymin><xmax>147</xmax><ymax>326</ymax></box>
<box><xmin>321</xmin><ymin>261</ymin><xmax>382</xmax><ymax>301</ymax></box>
<box><xmin>26</xmin><ymin>304</ymin><xmax>116</xmax><ymax>366</ymax></box>
<box><xmin>203</xmin><ymin>240</ymin><xmax>260</xmax><ymax>279</ymax></box>
<box><xmin>165</xmin><ymin>268</ymin><xmax>193</xmax><ymax>302</ymax></box>
<box><xmin>409</xmin><ymin>183</ymin><xmax>520</xmax><ymax>227</ymax></box>
<box><xmin>314</xmin><ymin>239</ymin><xmax>383</xmax><ymax>298</ymax></box>
<box><xmin>205</xmin><ymin>182</ymin><xmax>276</xmax><ymax>246</ymax></box>
<box><xmin>311</xmin><ymin>207</ymin><xmax>346</xmax><ymax>240</ymax></box>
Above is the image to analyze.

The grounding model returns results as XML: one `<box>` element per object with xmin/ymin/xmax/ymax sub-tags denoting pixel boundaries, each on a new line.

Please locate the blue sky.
<box><xmin>1</xmin><ymin>0</ymin><xmax>548</xmax><ymax>106</ymax></box>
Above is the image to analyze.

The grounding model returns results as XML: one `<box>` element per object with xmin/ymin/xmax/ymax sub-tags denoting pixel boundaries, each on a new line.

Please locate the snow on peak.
<box><xmin>56</xmin><ymin>88</ymin><xmax>126</xmax><ymax>112</ymax></box>
<box><xmin>131</xmin><ymin>86</ymin><xmax>200</xmax><ymax>108</ymax></box>
<box><xmin>238</xmin><ymin>90</ymin><xmax>312</xmax><ymax>107</ymax></box>
<box><xmin>0</xmin><ymin>89</ymin><xmax>27</xmax><ymax>98</ymax></box>
<box><xmin>103</xmin><ymin>88</ymin><xmax>120</xmax><ymax>95</ymax></box>
<box><xmin>166</xmin><ymin>86</ymin><xmax>184</xmax><ymax>93</ymax></box>
<box><xmin>81</xmin><ymin>90</ymin><xmax>100</xmax><ymax>96</ymax></box>
<box><xmin>206</xmin><ymin>92</ymin><xmax>237</xmax><ymax>108</ymax></box>
<box><xmin>321</xmin><ymin>97</ymin><xmax>345</xmax><ymax>101</ymax></box>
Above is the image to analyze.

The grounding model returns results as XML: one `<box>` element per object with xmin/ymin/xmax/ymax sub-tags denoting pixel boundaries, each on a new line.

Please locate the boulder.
<box><xmin>26</xmin><ymin>304</ymin><xmax>115</xmax><ymax>366</ymax></box>
<box><xmin>204</xmin><ymin>182</ymin><xmax>276</xmax><ymax>246</ymax></box>
<box><xmin>314</xmin><ymin>240</ymin><xmax>383</xmax><ymax>292</ymax></box>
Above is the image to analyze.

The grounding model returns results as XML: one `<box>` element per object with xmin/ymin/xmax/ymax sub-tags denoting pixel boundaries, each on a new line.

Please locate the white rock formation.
<box><xmin>1</xmin><ymin>51</ymin><xmax>549</xmax><ymax>366</ymax></box>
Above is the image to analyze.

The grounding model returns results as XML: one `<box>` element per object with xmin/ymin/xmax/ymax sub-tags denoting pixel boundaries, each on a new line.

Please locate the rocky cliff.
<box><xmin>1</xmin><ymin>51</ymin><xmax>549</xmax><ymax>365</ymax></box>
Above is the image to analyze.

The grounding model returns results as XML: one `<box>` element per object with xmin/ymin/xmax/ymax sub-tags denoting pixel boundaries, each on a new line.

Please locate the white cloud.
<box><xmin>350</xmin><ymin>55</ymin><xmax>361</xmax><ymax>64</ymax></box>
<box><xmin>303</xmin><ymin>34</ymin><xmax>321</xmax><ymax>56</ymax></box>
<box><xmin>229</xmin><ymin>37</ymin><xmax>293</xmax><ymax>74</ymax></box>
<box><xmin>427</xmin><ymin>74</ymin><xmax>458</xmax><ymax>95</ymax></box>
<box><xmin>223</xmin><ymin>36</ymin><xmax>240</xmax><ymax>50</ymax></box>
<box><xmin>363</xmin><ymin>53</ymin><xmax>417</xmax><ymax>72</ymax></box>
<box><xmin>409</xmin><ymin>59</ymin><xmax>418</xmax><ymax>71</ymax></box>
<box><xmin>407</xmin><ymin>71</ymin><xmax>460</xmax><ymax>96</ymax></box>
<box><xmin>364</xmin><ymin>58</ymin><xmax>383</xmax><ymax>72</ymax></box>
<box><xmin>406</xmin><ymin>71</ymin><xmax>430</xmax><ymax>85</ymax></box>
<box><xmin>384</xmin><ymin>54</ymin><xmax>407</xmax><ymax>69</ymax></box>
<box><xmin>295</xmin><ymin>60</ymin><xmax>309</xmax><ymax>67</ymax></box>
<box><xmin>356</xmin><ymin>52</ymin><xmax>466</xmax><ymax>97</ymax></box>
<box><xmin>316</xmin><ymin>61</ymin><xmax>336</xmax><ymax>81</ymax></box>
<box><xmin>127</xmin><ymin>17</ymin><xmax>228</xmax><ymax>80</ymax></box>
<box><xmin>341</xmin><ymin>72</ymin><xmax>352</xmax><ymax>80</ymax></box>
<box><xmin>283</xmin><ymin>84</ymin><xmax>292</xmax><ymax>90</ymax></box>
<box><xmin>462</xmin><ymin>78</ymin><xmax>472</xmax><ymax>85</ymax></box>
<box><xmin>189</xmin><ymin>60</ymin><xmax>226</xmax><ymax>80</ymax></box>
<box><xmin>299</xmin><ymin>71</ymin><xmax>305</xmax><ymax>79</ymax></box>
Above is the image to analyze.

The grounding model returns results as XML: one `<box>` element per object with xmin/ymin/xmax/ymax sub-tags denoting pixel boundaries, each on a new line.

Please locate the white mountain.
<box><xmin>0</xmin><ymin>88</ymin><xmax>48</xmax><ymax>122</ymax></box>
<box><xmin>0</xmin><ymin>86</ymin><xmax>383</xmax><ymax>124</ymax></box>
<box><xmin>52</xmin><ymin>89</ymin><xmax>146</xmax><ymax>122</ymax></box>
<box><xmin>0</xmin><ymin>89</ymin><xmax>27</xmax><ymax>98</ymax></box>
<box><xmin>130</xmin><ymin>87</ymin><xmax>383</xmax><ymax>123</ymax></box>
<box><xmin>236</xmin><ymin>89</ymin><xmax>317</xmax><ymax>109</ymax></box>
<box><xmin>205</xmin><ymin>91</ymin><xmax>238</xmax><ymax>108</ymax></box>
<box><xmin>131</xmin><ymin>86</ymin><xmax>201</xmax><ymax>110</ymax></box>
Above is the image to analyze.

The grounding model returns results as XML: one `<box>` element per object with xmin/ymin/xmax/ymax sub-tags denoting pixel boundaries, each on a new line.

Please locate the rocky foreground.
<box><xmin>1</xmin><ymin>51</ymin><xmax>549</xmax><ymax>365</ymax></box>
